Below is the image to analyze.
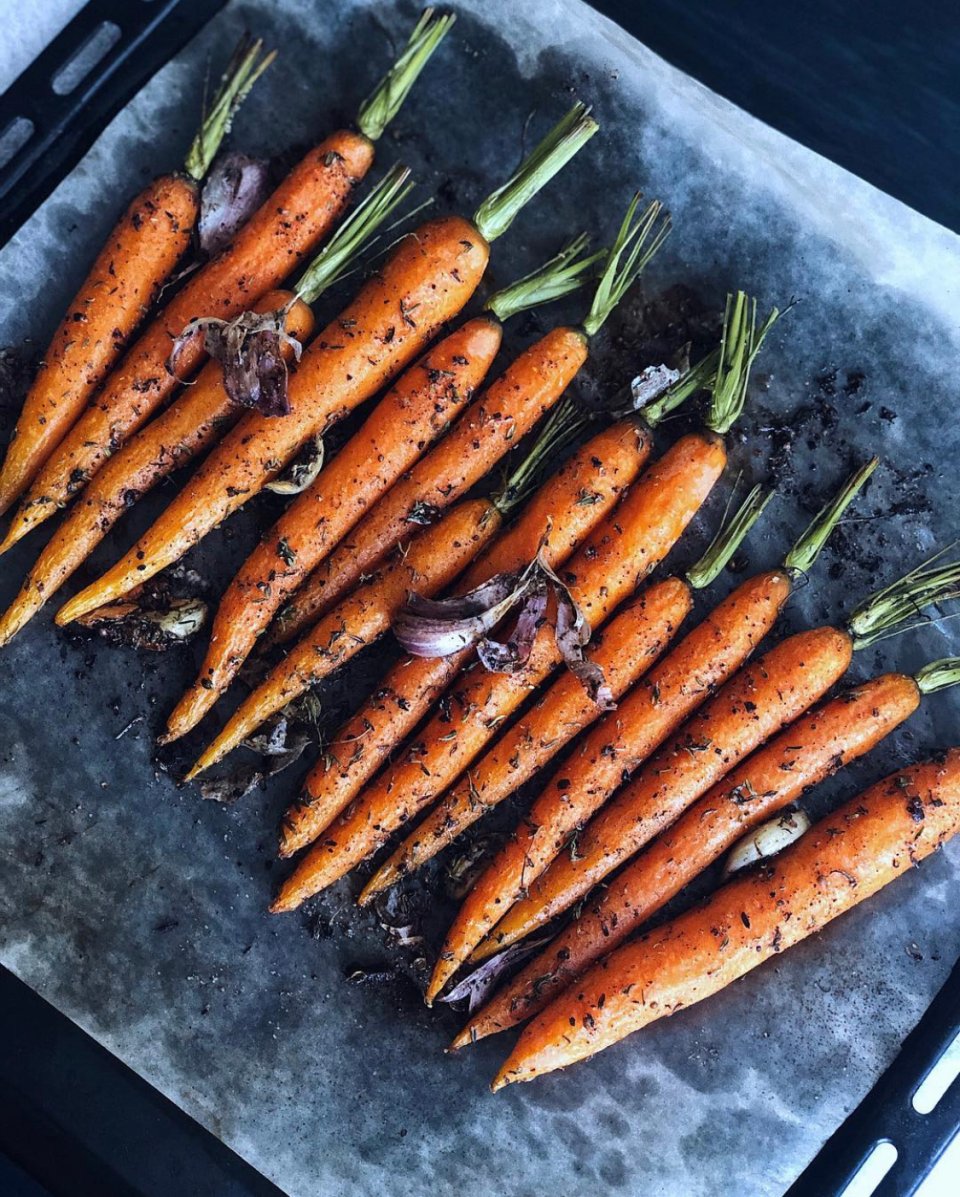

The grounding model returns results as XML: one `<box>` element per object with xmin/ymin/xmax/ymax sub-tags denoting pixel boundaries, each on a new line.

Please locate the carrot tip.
<box><xmin>183</xmin><ymin>762</ymin><xmax>204</xmax><ymax>782</ymax></box>
<box><xmin>357</xmin><ymin>866</ymin><xmax>395</xmax><ymax>905</ymax></box>
<box><xmin>490</xmin><ymin>1072</ymin><xmax>511</xmax><ymax>1093</ymax></box>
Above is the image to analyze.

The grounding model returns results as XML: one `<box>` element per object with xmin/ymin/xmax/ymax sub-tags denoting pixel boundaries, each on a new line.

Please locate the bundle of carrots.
<box><xmin>1</xmin><ymin>4</ymin><xmax>956</xmax><ymax>1102</ymax></box>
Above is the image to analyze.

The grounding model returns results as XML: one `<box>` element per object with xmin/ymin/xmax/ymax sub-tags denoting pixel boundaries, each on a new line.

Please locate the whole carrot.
<box><xmin>458</xmin><ymin>550</ymin><xmax>960</xmax><ymax>1037</ymax></box>
<box><xmin>1</xmin><ymin>11</ymin><xmax>456</xmax><ymax>552</ymax></box>
<box><xmin>367</xmin><ymin>485</ymin><xmax>773</xmax><ymax>904</ymax></box>
<box><xmin>271</xmin><ymin>428</ymin><xmax>727</xmax><ymax>911</ymax></box>
<box><xmin>54</xmin><ymin>103</ymin><xmax>599</xmax><ymax>625</ymax></box>
<box><xmin>185</xmin><ymin>404</ymin><xmax>589</xmax><ymax>778</ymax></box>
<box><xmin>491</xmin><ymin>749</ymin><xmax>960</xmax><ymax>1087</ymax></box>
<box><xmin>271</xmin><ymin>195</ymin><xmax>668</xmax><ymax>644</ymax></box>
<box><xmin>273</xmin><ymin>288</ymin><xmax>778</xmax><ymax>874</ymax></box>
<box><xmin>0</xmin><ymin>37</ymin><xmax>274</xmax><ymax>517</ymax></box>
<box><xmin>430</xmin><ymin>465</ymin><xmax>873</xmax><ymax>998</ymax></box>
<box><xmin>277</xmin><ymin>416</ymin><xmax>652</xmax><ymax>862</ymax></box>
<box><xmin>162</xmin><ymin>238</ymin><xmax>602</xmax><ymax>741</ymax></box>
<box><xmin>0</xmin><ymin>168</ymin><xmax>416</xmax><ymax>646</ymax></box>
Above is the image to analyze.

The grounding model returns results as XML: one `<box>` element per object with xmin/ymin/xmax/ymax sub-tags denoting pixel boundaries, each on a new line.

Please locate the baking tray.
<box><xmin>0</xmin><ymin>1</ymin><xmax>958</xmax><ymax>1195</ymax></box>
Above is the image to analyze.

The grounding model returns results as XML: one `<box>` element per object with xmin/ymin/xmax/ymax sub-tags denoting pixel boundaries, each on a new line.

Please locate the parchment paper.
<box><xmin>1</xmin><ymin>2</ymin><xmax>959</xmax><ymax>1195</ymax></box>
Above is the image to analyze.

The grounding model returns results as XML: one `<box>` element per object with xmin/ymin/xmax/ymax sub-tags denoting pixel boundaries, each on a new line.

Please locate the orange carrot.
<box><xmin>480</xmin><ymin>626</ymin><xmax>856</xmax><ymax>955</ymax></box>
<box><xmin>0</xmin><ymin>12</ymin><xmax>456</xmax><ymax>552</ymax></box>
<box><xmin>163</xmin><ymin>237</ymin><xmax>603</xmax><ymax>740</ymax></box>
<box><xmin>0</xmin><ymin>166</ymin><xmax>419</xmax><ymax>647</ymax></box>
<box><xmin>0</xmin><ymin>38</ymin><xmax>273</xmax><ymax>516</ymax></box>
<box><xmin>364</xmin><ymin>582</ymin><xmax>695</xmax><ymax>897</ymax></box>
<box><xmin>435</xmin><ymin>461</ymin><xmax>875</xmax><ymax>994</ymax></box>
<box><xmin>270</xmin><ymin>429</ymin><xmax>727</xmax><ymax>912</ymax></box>
<box><xmin>0</xmin><ymin>290</ymin><xmax>310</xmax><ymax>646</ymax></box>
<box><xmin>163</xmin><ymin>317</ymin><xmax>503</xmax><ymax>742</ymax></box>
<box><xmin>366</xmin><ymin>486</ymin><xmax>772</xmax><ymax>903</ymax></box>
<box><xmin>278</xmin><ymin>417</ymin><xmax>652</xmax><ymax>860</ymax></box>
<box><xmin>53</xmin><ymin>104</ymin><xmax>599</xmax><ymax>624</ymax></box>
<box><xmin>185</xmin><ymin>403</ymin><xmax>593</xmax><ymax>779</ymax></box>
<box><xmin>270</xmin><ymin>324</ymin><xmax>591</xmax><ymax>641</ymax></box>
<box><xmin>491</xmin><ymin>749</ymin><xmax>960</xmax><ymax>1087</ymax></box>
<box><xmin>458</xmin><ymin>674</ymin><xmax>913</xmax><ymax>1044</ymax></box>
<box><xmin>273</xmin><ymin>289</ymin><xmax>781</xmax><ymax>880</ymax></box>
<box><xmin>455</xmin><ymin>553</ymin><xmax>960</xmax><ymax>1043</ymax></box>
<box><xmin>271</xmin><ymin>194</ymin><xmax>669</xmax><ymax>643</ymax></box>
<box><xmin>561</xmin><ymin>666</ymin><xmax>957</xmax><ymax>947</ymax></box>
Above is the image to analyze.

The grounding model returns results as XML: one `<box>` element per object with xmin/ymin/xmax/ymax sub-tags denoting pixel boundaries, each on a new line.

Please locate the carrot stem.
<box><xmin>485</xmin><ymin>234</ymin><xmax>603</xmax><ymax>322</ymax></box>
<box><xmin>184</xmin><ymin>35</ymin><xmax>276</xmax><ymax>182</ymax></box>
<box><xmin>916</xmin><ymin>657</ymin><xmax>960</xmax><ymax>694</ymax></box>
<box><xmin>473</xmin><ymin>103</ymin><xmax>599</xmax><ymax>243</ymax></box>
<box><xmin>492</xmin><ymin>395</ymin><xmax>588</xmax><ymax>515</ymax></box>
<box><xmin>706</xmin><ymin>292</ymin><xmax>782</xmax><ymax>433</ymax></box>
<box><xmin>581</xmin><ymin>194</ymin><xmax>670</xmax><ymax>338</ymax></box>
<box><xmin>643</xmin><ymin>291</ymin><xmax>781</xmax><ymax>430</ymax></box>
<box><xmin>685</xmin><ymin>483</ymin><xmax>775</xmax><ymax>590</ymax></box>
<box><xmin>293</xmin><ymin>163</ymin><xmax>414</xmax><ymax>303</ymax></box>
<box><xmin>848</xmin><ymin>548</ymin><xmax>960</xmax><ymax>649</ymax></box>
<box><xmin>355</xmin><ymin>8</ymin><xmax>456</xmax><ymax>142</ymax></box>
<box><xmin>783</xmin><ymin>457</ymin><xmax>878</xmax><ymax>576</ymax></box>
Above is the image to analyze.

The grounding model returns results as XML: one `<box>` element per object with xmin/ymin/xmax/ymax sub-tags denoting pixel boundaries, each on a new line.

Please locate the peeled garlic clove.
<box><xmin>722</xmin><ymin>809</ymin><xmax>811</xmax><ymax>878</ymax></box>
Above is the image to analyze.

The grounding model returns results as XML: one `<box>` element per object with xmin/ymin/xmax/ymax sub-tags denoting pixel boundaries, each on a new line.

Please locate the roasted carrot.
<box><xmin>368</xmin><ymin>486</ymin><xmax>772</xmax><ymax>902</ymax></box>
<box><xmin>274</xmin><ymin>289</ymin><xmax>779</xmax><ymax>879</ymax></box>
<box><xmin>552</xmin><ymin>661</ymin><xmax>960</xmax><ymax>958</ymax></box>
<box><xmin>271</xmin><ymin>193</ymin><xmax>669</xmax><ymax>643</ymax></box>
<box><xmin>491</xmin><ymin>749</ymin><xmax>960</xmax><ymax>1087</ymax></box>
<box><xmin>364</xmin><ymin>581</ymin><xmax>695</xmax><ymax>897</ymax></box>
<box><xmin>0</xmin><ymin>38</ymin><xmax>274</xmax><ymax>517</ymax></box>
<box><xmin>431</xmin><ymin>466</ymin><xmax>873</xmax><ymax>997</ymax></box>
<box><xmin>460</xmin><ymin>549</ymin><xmax>960</xmax><ymax>1030</ymax></box>
<box><xmin>185</xmin><ymin>404</ymin><xmax>590</xmax><ymax>778</ymax></box>
<box><xmin>0</xmin><ymin>11</ymin><xmax>456</xmax><ymax>553</ymax></box>
<box><xmin>271</xmin><ymin>429</ymin><xmax>727</xmax><ymax>912</ymax></box>
<box><xmin>0</xmin><ymin>292</ymin><xmax>311</xmax><ymax>647</ymax></box>
<box><xmin>0</xmin><ymin>167</ymin><xmax>415</xmax><ymax>646</ymax></box>
<box><xmin>163</xmin><ymin>238</ymin><xmax>603</xmax><ymax>742</ymax></box>
<box><xmin>54</xmin><ymin>104</ymin><xmax>599</xmax><ymax>624</ymax></box>
<box><xmin>278</xmin><ymin>417</ymin><xmax>653</xmax><ymax>861</ymax></box>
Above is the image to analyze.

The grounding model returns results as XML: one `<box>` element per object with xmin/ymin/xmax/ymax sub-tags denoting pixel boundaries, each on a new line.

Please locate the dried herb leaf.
<box><xmin>198</xmin><ymin>765</ymin><xmax>263</xmax><ymax>804</ymax></box>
